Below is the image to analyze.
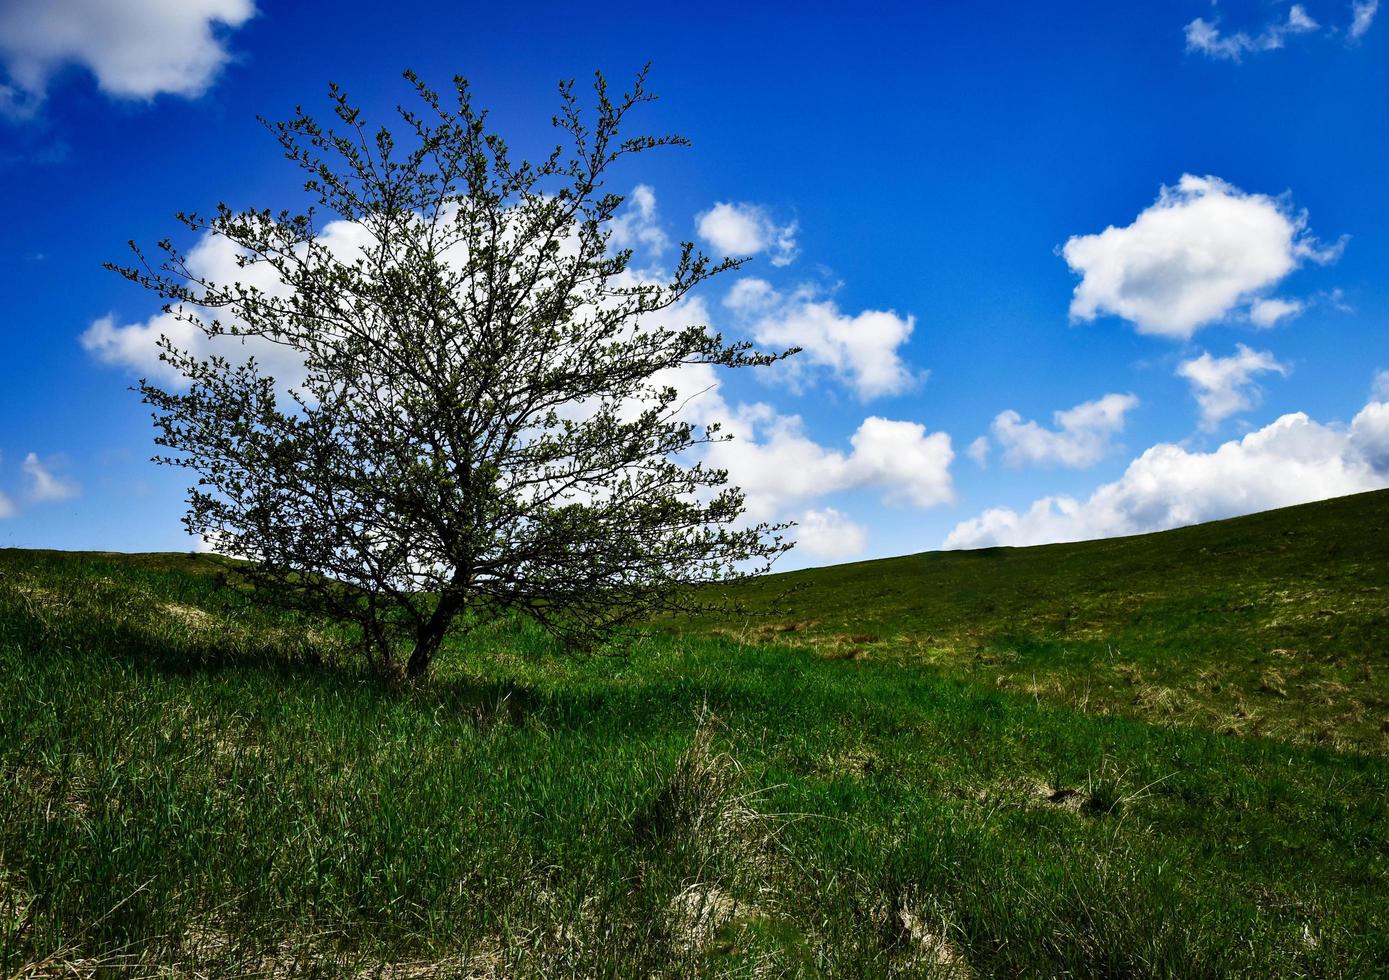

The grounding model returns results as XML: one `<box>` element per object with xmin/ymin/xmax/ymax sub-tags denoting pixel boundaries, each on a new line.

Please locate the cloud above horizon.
<box><xmin>990</xmin><ymin>392</ymin><xmax>1138</xmax><ymax>469</ymax></box>
<box><xmin>1177</xmin><ymin>344</ymin><xmax>1290</xmax><ymax>430</ymax></box>
<box><xmin>724</xmin><ymin>277</ymin><xmax>920</xmax><ymax>399</ymax></box>
<box><xmin>22</xmin><ymin>452</ymin><xmax>80</xmax><ymax>503</ymax></box>
<box><xmin>696</xmin><ymin>201</ymin><xmax>798</xmax><ymax>267</ymax></box>
<box><xmin>655</xmin><ymin>359</ymin><xmax>953</xmax><ymax>562</ymax></box>
<box><xmin>703</xmin><ymin>406</ymin><xmax>954</xmax><ymax>523</ymax></box>
<box><xmin>1062</xmin><ymin>174</ymin><xmax>1342</xmax><ymax>340</ymax></box>
<box><xmin>0</xmin><ymin>451</ymin><xmax>80</xmax><ymax>519</ymax></box>
<box><xmin>0</xmin><ymin>0</ymin><xmax>255</xmax><ymax>118</ymax></box>
<box><xmin>945</xmin><ymin>394</ymin><xmax>1389</xmax><ymax>549</ymax></box>
<box><xmin>794</xmin><ymin>507</ymin><xmax>868</xmax><ymax>560</ymax></box>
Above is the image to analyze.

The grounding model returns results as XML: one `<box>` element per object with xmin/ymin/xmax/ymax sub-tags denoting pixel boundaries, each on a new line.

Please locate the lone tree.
<box><xmin>114</xmin><ymin>67</ymin><xmax>794</xmax><ymax>679</ymax></box>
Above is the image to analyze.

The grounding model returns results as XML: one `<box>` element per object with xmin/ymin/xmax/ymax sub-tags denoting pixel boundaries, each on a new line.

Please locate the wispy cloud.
<box><xmin>1177</xmin><ymin>344</ymin><xmax>1290</xmax><ymax>430</ymax></box>
<box><xmin>1185</xmin><ymin>4</ymin><xmax>1320</xmax><ymax>61</ymax></box>
<box><xmin>1350</xmin><ymin>0</ymin><xmax>1379</xmax><ymax>40</ymax></box>
<box><xmin>724</xmin><ymin>277</ymin><xmax>921</xmax><ymax>400</ymax></box>
<box><xmin>22</xmin><ymin>452</ymin><xmax>80</xmax><ymax>503</ymax></box>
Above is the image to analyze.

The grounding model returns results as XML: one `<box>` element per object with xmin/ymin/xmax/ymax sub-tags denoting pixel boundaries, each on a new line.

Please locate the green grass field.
<box><xmin>2</xmin><ymin>490</ymin><xmax>1387</xmax><ymax>976</ymax></box>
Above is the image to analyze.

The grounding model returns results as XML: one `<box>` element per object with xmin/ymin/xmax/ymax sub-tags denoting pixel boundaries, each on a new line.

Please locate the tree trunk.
<box><xmin>405</xmin><ymin>595</ymin><xmax>462</xmax><ymax>680</ymax></box>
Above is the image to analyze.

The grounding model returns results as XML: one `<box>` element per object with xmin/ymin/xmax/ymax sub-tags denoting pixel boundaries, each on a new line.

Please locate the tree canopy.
<box><xmin>113</xmin><ymin>66</ymin><xmax>795</xmax><ymax>679</ymax></box>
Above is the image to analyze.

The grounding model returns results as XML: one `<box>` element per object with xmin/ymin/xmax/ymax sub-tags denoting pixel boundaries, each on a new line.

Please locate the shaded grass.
<box><xmin>1</xmin><ymin>494</ymin><xmax>1388</xmax><ymax>975</ymax></box>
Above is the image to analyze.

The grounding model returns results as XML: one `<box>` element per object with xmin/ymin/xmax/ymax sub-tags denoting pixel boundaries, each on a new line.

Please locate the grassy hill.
<box><xmin>682</xmin><ymin>487</ymin><xmax>1389</xmax><ymax>755</ymax></box>
<box><xmin>2</xmin><ymin>490</ymin><xmax>1387</xmax><ymax>976</ymax></box>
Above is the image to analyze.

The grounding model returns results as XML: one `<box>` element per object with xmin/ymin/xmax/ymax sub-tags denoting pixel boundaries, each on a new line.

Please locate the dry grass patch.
<box><xmin>879</xmin><ymin>892</ymin><xmax>971</xmax><ymax>978</ymax></box>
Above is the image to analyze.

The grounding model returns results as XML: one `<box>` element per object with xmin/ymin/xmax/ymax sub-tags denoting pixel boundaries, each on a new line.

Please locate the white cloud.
<box><xmin>1185</xmin><ymin>4</ymin><xmax>1320</xmax><ymax>61</ymax></box>
<box><xmin>945</xmin><ymin>400</ymin><xmax>1389</xmax><ymax>550</ymax></box>
<box><xmin>89</xmin><ymin>191</ymin><xmax>942</xmax><ymax>561</ymax></box>
<box><xmin>991</xmin><ymin>393</ymin><xmax>1138</xmax><ymax>469</ymax></box>
<box><xmin>1177</xmin><ymin>344</ymin><xmax>1289</xmax><ymax>430</ymax></box>
<box><xmin>702</xmin><ymin>408</ymin><xmax>953</xmax><ymax>522</ymax></box>
<box><xmin>723</xmin><ymin>276</ymin><xmax>778</xmax><ymax>314</ymax></box>
<box><xmin>0</xmin><ymin>0</ymin><xmax>254</xmax><ymax>116</ymax></box>
<box><xmin>696</xmin><ymin>202</ymin><xmax>798</xmax><ymax>267</ymax></box>
<box><xmin>725</xmin><ymin>277</ymin><xmax>919</xmax><ymax>399</ymax></box>
<box><xmin>0</xmin><ymin>454</ymin><xmax>12</xmax><ymax>517</ymax></box>
<box><xmin>1372</xmin><ymin>369</ymin><xmax>1389</xmax><ymax>401</ymax></box>
<box><xmin>966</xmin><ymin>435</ymin><xmax>990</xmax><ymax>468</ymax></box>
<box><xmin>1350</xmin><ymin>0</ymin><xmax>1379</xmax><ymax>40</ymax></box>
<box><xmin>21</xmin><ymin>452</ymin><xmax>79</xmax><ymax>503</ymax></box>
<box><xmin>83</xmin><ymin>221</ymin><xmax>374</xmax><ymax>389</ymax></box>
<box><xmin>1062</xmin><ymin>175</ymin><xmax>1341</xmax><ymax>340</ymax></box>
<box><xmin>1289</xmin><ymin>4</ymin><xmax>1321</xmax><ymax>32</ymax></box>
<box><xmin>1351</xmin><ymin>400</ymin><xmax>1389</xmax><ymax>471</ymax></box>
<box><xmin>608</xmin><ymin>184</ymin><xmax>669</xmax><ymax>260</ymax></box>
<box><xmin>795</xmin><ymin>508</ymin><xmax>868</xmax><ymax>561</ymax></box>
<box><xmin>847</xmin><ymin>417</ymin><xmax>957</xmax><ymax>506</ymax></box>
<box><xmin>1248</xmin><ymin>297</ymin><xmax>1303</xmax><ymax>328</ymax></box>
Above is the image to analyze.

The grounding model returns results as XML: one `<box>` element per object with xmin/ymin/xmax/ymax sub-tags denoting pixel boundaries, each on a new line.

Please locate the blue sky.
<box><xmin>2</xmin><ymin>0</ymin><xmax>1387</xmax><ymax>567</ymax></box>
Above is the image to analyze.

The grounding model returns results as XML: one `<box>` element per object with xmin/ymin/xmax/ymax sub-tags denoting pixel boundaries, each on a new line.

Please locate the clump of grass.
<box><xmin>637</xmin><ymin>707</ymin><xmax>753</xmax><ymax>851</ymax></box>
<box><xmin>631</xmin><ymin>707</ymin><xmax>799</xmax><ymax>969</ymax></box>
<box><xmin>1082</xmin><ymin>760</ymin><xmax>1128</xmax><ymax>818</ymax></box>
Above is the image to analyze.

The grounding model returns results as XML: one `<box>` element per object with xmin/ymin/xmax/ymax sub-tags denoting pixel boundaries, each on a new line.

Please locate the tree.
<box><xmin>113</xmin><ymin>67</ymin><xmax>795</xmax><ymax>680</ymax></box>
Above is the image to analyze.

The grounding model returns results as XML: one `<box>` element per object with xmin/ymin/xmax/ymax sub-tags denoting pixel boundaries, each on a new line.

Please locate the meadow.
<box><xmin>2</xmin><ymin>489</ymin><xmax>1387</xmax><ymax>977</ymax></box>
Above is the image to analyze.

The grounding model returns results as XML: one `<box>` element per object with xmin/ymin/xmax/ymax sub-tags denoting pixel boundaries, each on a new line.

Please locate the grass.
<box><xmin>1</xmin><ymin>490</ymin><xmax>1387</xmax><ymax>976</ymax></box>
<box><xmin>679</xmin><ymin>487</ymin><xmax>1389</xmax><ymax>755</ymax></box>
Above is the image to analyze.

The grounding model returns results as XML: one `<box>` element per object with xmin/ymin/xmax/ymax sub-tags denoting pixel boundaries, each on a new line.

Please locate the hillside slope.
<box><xmin>677</xmin><ymin>488</ymin><xmax>1389</xmax><ymax>752</ymax></box>
<box><xmin>1</xmin><ymin>491</ymin><xmax>1386</xmax><ymax>975</ymax></box>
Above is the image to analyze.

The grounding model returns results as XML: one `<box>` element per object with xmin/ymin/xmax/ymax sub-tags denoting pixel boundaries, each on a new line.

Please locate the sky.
<box><xmin>1</xmin><ymin>0</ymin><xmax>1387</xmax><ymax>568</ymax></box>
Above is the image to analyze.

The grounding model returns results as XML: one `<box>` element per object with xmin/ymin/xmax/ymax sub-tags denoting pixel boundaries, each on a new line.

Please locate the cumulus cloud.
<box><xmin>1248</xmin><ymin>297</ymin><xmax>1303</xmax><ymax>328</ymax></box>
<box><xmin>0</xmin><ymin>0</ymin><xmax>254</xmax><ymax>117</ymax></box>
<box><xmin>1350</xmin><ymin>0</ymin><xmax>1379</xmax><ymax>40</ymax></box>
<box><xmin>945</xmin><ymin>398</ymin><xmax>1389</xmax><ymax>550</ymax></box>
<box><xmin>82</xmin><ymin>221</ymin><xmax>376</xmax><ymax>389</ymax></box>
<box><xmin>795</xmin><ymin>507</ymin><xmax>868</xmax><ymax>561</ymax></box>
<box><xmin>701</xmin><ymin>406</ymin><xmax>953</xmax><ymax>522</ymax></box>
<box><xmin>608</xmin><ymin>184</ymin><xmax>669</xmax><ymax>260</ymax></box>
<box><xmin>1185</xmin><ymin>4</ymin><xmax>1319</xmax><ymax>61</ymax></box>
<box><xmin>1177</xmin><ymin>344</ymin><xmax>1289</xmax><ymax>430</ymax></box>
<box><xmin>21</xmin><ymin>452</ymin><xmax>79</xmax><ymax>502</ymax></box>
<box><xmin>1062</xmin><ymin>174</ymin><xmax>1342</xmax><ymax>339</ymax></box>
<box><xmin>696</xmin><ymin>202</ymin><xmax>798</xmax><ymax>267</ymax></box>
<box><xmin>724</xmin><ymin>277</ymin><xmax>919</xmax><ymax>399</ymax></box>
<box><xmin>89</xmin><ymin>188</ymin><xmax>943</xmax><ymax>561</ymax></box>
<box><xmin>1350</xmin><ymin>400</ymin><xmax>1389</xmax><ymax>471</ymax></box>
<box><xmin>991</xmin><ymin>393</ymin><xmax>1138</xmax><ymax>469</ymax></box>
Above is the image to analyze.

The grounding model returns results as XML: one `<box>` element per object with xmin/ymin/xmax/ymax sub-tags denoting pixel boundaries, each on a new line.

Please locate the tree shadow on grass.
<box><xmin>3</xmin><ymin>578</ymin><xmax>812</xmax><ymax>745</ymax></box>
<box><xmin>2</xmin><ymin>592</ymin><xmax>556</xmax><ymax>730</ymax></box>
